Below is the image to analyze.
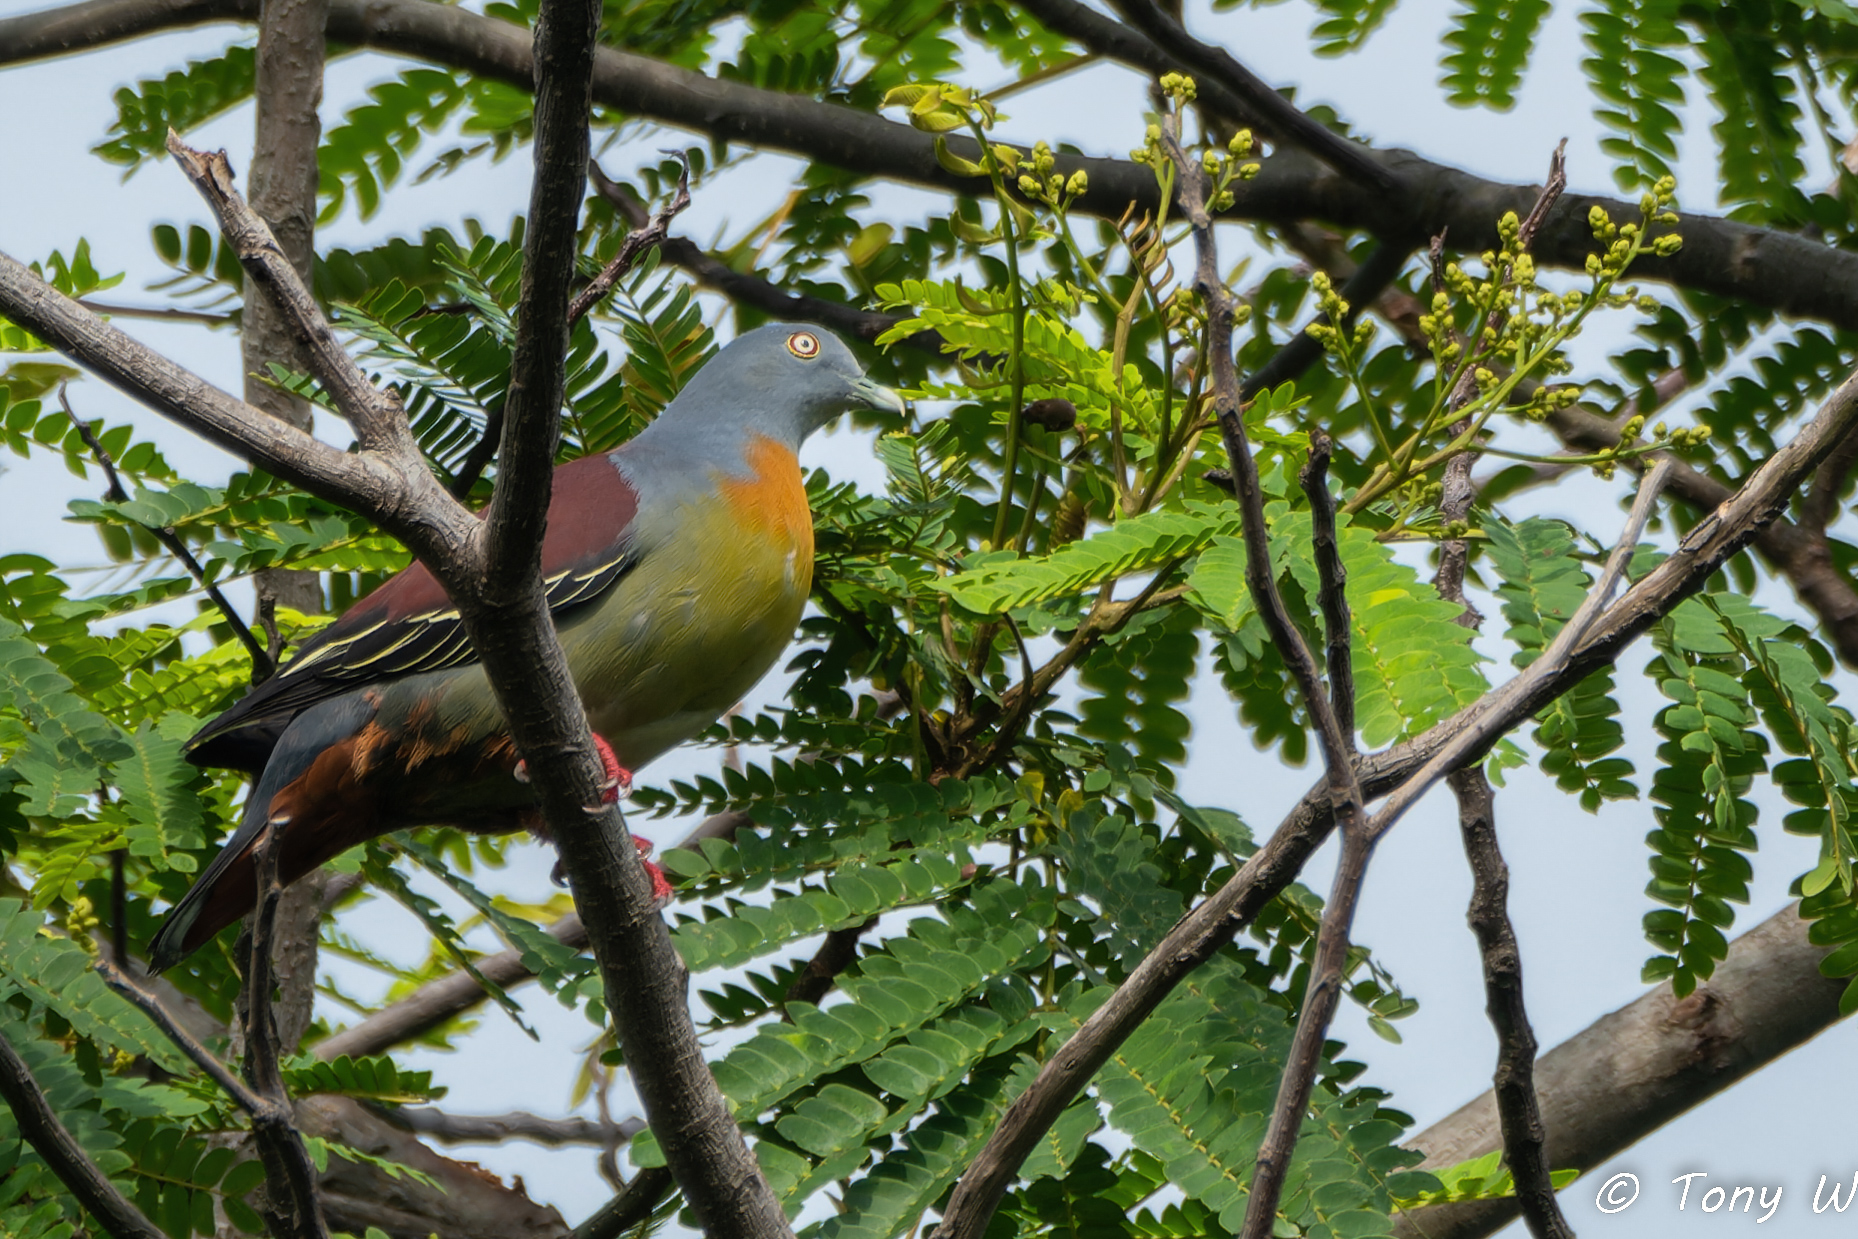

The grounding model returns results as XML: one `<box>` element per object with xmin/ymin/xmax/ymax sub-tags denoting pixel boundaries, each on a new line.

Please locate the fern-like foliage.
<box><xmin>1640</xmin><ymin>597</ymin><xmax>1769</xmax><ymax>996</ymax></box>
<box><xmin>1440</xmin><ymin>0</ymin><xmax>1550</xmax><ymax>109</ymax></box>
<box><xmin>1487</xmin><ymin>518</ymin><xmax>1635</xmax><ymax>808</ymax></box>
<box><xmin>93</xmin><ymin>46</ymin><xmax>257</xmax><ymax>170</ymax></box>
<box><xmin>1581</xmin><ymin>0</ymin><xmax>1689</xmax><ymax>189</ymax></box>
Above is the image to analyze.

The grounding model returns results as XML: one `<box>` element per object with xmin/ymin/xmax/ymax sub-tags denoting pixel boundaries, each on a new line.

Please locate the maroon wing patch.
<box><xmin>185</xmin><ymin>453</ymin><xmax>641</xmax><ymax>771</ymax></box>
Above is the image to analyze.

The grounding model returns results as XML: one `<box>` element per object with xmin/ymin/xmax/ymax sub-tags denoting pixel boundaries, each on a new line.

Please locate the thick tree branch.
<box><xmin>10</xmin><ymin>0</ymin><xmax>1858</xmax><ymax>330</ymax></box>
<box><xmin>0</xmin><ymin>1024</ymin><xmax>167</xmax><ymax>1239</ymax></box>
<box><xmin>0</xmin><ymin>253</ymin><xmax>412</xmax><ymax>512</ymax></box>
<box><xmin>298</xmin><ymin>1095</ymin><xmax>570</xmax><ymax>1239</ymax></box>
<box><xmin>242</xmin><ymin>0</ymin><xmax>327</xmax><ymax>619</ymax></box>
<box><xmin>1393</xmin><ymin>903</ymin><xmax>1843</xmax><ymax>1239</ymax></box>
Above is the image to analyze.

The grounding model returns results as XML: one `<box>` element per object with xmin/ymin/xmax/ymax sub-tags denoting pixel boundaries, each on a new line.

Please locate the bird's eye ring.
<box><xmin>787</xmin><ymin>331</ymin><xmax>821</xmax><ymax>359</ymax></box>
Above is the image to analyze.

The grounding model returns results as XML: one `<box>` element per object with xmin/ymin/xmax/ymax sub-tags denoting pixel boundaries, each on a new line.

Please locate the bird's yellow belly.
<box><xmin>563</xmin><ymin>436</ymin><xmax>813</xmax><ymax>770</ymax></box>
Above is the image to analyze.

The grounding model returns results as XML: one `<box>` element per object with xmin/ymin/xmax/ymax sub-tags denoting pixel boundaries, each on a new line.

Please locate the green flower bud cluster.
<box><xmin>1130</xmin><ymin>123</ymin><xmax>1164</xmax><ymax>166</ymax></box>
<box><xmin>1013</xmin><ymin>141</ymin><xmax>1090</xmax><ymax>209</ymax></box>
<box><xmin>1159</xmin><ymin>72</ymin><xmax>1198</xmax><ymax>103</ymax></box>
<box><xmin>1303</xmin><ymin>270</ymin><xmax>1358</xmax><ymax>354</ymax></box>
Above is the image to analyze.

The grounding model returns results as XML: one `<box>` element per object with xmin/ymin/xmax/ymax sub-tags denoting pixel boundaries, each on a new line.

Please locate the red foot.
<box><xmin>590</xmin><ymin>734</ymin><xmax>634</xmax><ymax>802</ymax></box>
<box><xmin>634</xmin><ymin>836</ymin><xmax>675</xmax><ymax>904</ymax></box>
<box><xmin>523</xmin><ymin>737</ymin><xmax>667</xmax><ymax>904</ymax></box>
<box><xmin>513</xmin><ymin>735</ymin><xmax>634</xmax><ymax>801</ymax></box>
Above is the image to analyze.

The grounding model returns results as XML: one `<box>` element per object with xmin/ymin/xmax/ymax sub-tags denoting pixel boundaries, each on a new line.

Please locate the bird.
<box><xmin>147</xmin><ymin>324</ymin><xmax>904</xmax><ymax>972</ymax></box>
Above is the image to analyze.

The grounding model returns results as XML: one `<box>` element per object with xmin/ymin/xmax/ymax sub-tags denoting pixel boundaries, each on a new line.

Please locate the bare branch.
<box><xmin>166</xmin><ymin>137</ymin><xmax>415</xmax><ymax>455</ymax></box>
<box><xmin>1298</xmin><ymin>431</ymin><xmax>1354</xmax><ymax>737</ymax></box>
<box><xmin>67</xmin><ymin>386</ymin><xmax>275</xmax><ymax>678</ymax></box>
<box><xmin>571</xmin><ymin>1167</ymin><xmax>674</xmax><ymax>1239</ymax></box>
<box><xmin>0</xmin><ymin>1024</ymin><xmax>167</xmax><ymax>1239</ymax></box>
<box><xmin>1447</xmin><ymin>770</ymin><xmax>1571</xmax><ymax>1239</ymax></box>
<box><xmin>566</xmin><ymin>157</ymin><xmax>690</xmax><ymax>326</ymax></box>
<box><xmin>243</xmin><ymin>0</ymin><xmax>329</xmax><ymax>618</ymax></box>
<box><xmin>377</xmin><ymin>1105</ymin><xmax>645</xmax><ymax>1148</ymax></box>
<box><xmin>1161</xmin><ymin>116</ymin><xmax>1358</xmax><ymax>791</ymax></box>
<box><xmin>99</xmin><ymin>958</ymin><xmax>268</xmax><ymax>1111</ymax></box>
<box><xmin>0</xmin><ymin>252</ymin><xmax>405</xmax><ymax>513</ymax></box>
<box><xmin>239</xmin><ymin>827</ymin><xmax>330</xmax><ymax>1239</ymax></box>
<box><xmin>588</xmin><ymin>164</ymin><xmax>939</xmax><ymax>351</ymax></box>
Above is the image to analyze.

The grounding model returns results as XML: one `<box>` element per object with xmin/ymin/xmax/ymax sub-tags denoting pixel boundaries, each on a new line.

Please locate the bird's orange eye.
<box><xmin>786</xmin><ymin>331</ymin><xmax>821</xmax><ymax>359</ymax></box>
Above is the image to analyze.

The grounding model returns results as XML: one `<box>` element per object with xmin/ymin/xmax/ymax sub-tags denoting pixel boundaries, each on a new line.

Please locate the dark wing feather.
<box><xmin>186</xmin><ymin>453</ymin><xmax>641</xmax><ymax>773</ymax></box>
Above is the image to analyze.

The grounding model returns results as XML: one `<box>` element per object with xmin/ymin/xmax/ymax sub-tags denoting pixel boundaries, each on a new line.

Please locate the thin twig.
<box><xmin>590</xmin><ymin>163</ymin><xmax>940</xmax><ymax>352</ymax></box>
<box><xmin>66</xmin><ymin>387</ymin><xmax>277</xmax><ymax>680</ymax></box>
<box><xmin>1299</xmin><ymin>430</ymin><xmax>1354</xmax><ymax>738</ymax></box>
<box><xmin>0</xmin><ymin>1026</ymin><xmax>167</xmax><ymax>1239</ymax></box>
<box><xmin>375</xmin><ymin>1105</ymin><xmax>645</xmax><ymax>1147</ymax></box>
<box><xmin>566</xmin><ymin>154</ymin><xmax>691</xmax><ymax>326</ymax></box>
<box><xmin>98</xmin><ymin>957</ymin><xmax>267</xmax><ymax>1113</ymax></box>
<box><xmin>1448</xmin><ymin>770</ymin><xmax>1572</xmax><ymax>1239</ymax></box>
<box><xmin>240</xmin><ymin>825</ymin><xmax>330</xmax><ymax>1239</ymax></box>
<box><xmin>571</xmin><ymin>1167</ymin><xmax>674</xmax><ymax>1239</ymax></box>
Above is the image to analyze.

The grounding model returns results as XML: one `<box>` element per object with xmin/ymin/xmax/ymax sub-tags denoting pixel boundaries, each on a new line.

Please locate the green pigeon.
<box><xmin>149</xmin><ymin>324</ymin><xmax>902</xmax><ymax>972</ymax></box>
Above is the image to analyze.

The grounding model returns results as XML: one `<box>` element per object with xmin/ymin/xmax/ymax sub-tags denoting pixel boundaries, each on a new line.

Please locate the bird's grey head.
<box><xmin>650</xmin><ymin>323</ymin><xmax>906</xmax><ymax>448</ymax></box>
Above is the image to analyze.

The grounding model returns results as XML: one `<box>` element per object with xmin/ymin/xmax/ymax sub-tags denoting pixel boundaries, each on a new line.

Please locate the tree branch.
<box><xmin>375</xmin><ymin>1105</ymin><xmax>645</xmax><ymax>1147</ymax></box>
<box><xmin>67</xmin><ymin>387</ymin><xmax>276</xmax><ymax>679</ymax></box>
<box><xmin>0</xmin><ymin>1023</ymin><xmax>167</xmax><ymax>1239</ymax></box>
<box><xmin>565</xmin><ymin>158</ymin><xmax>689</xmax><ymax>326</ymax></box>
<box><xmin>1298</xmin><ymin>430</ymin><xmax>1354</xmax><ymax>736</ymax></box>
<box><xmin>570</xmin><ymin>1167</ymin><xmax>674</xmax><ymax>1239</ymax></box>
<box><xmin>588</xmin><ymin>164</ymin><xmax>941</xmax><ymax>351</ymax></box>
<box><xmin>235</xmin><ymin>827</ymin><xmax>330</xmax><ymax>1239</ymax></box>
<box><xmin>10</xmin><ymin>0</ymin><xmax>1858</xmax><ymax>331</ymax></box>
<box><xmin>1446</xmin><ymin>771</ymin><xmax>1570</xmax><ymax>1238</ymax></box>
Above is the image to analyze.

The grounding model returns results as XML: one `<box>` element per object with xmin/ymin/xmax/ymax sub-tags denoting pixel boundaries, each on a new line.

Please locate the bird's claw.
<box><xmin>548</xmin><ymin>835</ymin><xmax>673</xmax><ymax>906</ymax></box>
<box><xmin>514</xmin><ymin>734</ymin><xmax>632</xmax><ymax>803</ymax></box>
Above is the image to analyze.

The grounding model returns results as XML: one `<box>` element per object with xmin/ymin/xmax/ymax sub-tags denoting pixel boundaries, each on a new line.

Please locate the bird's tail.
<box><xmin>148</xmin><ymin>696</ymin><xmax>376</xmax><ymax>972</ymax></box>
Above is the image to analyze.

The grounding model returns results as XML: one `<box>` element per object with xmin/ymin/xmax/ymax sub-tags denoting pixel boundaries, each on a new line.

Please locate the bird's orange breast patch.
<box><xmin>720</xmin><ymin>434</ymin><xmax>814</xmax><ymax>556</ymax></box>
